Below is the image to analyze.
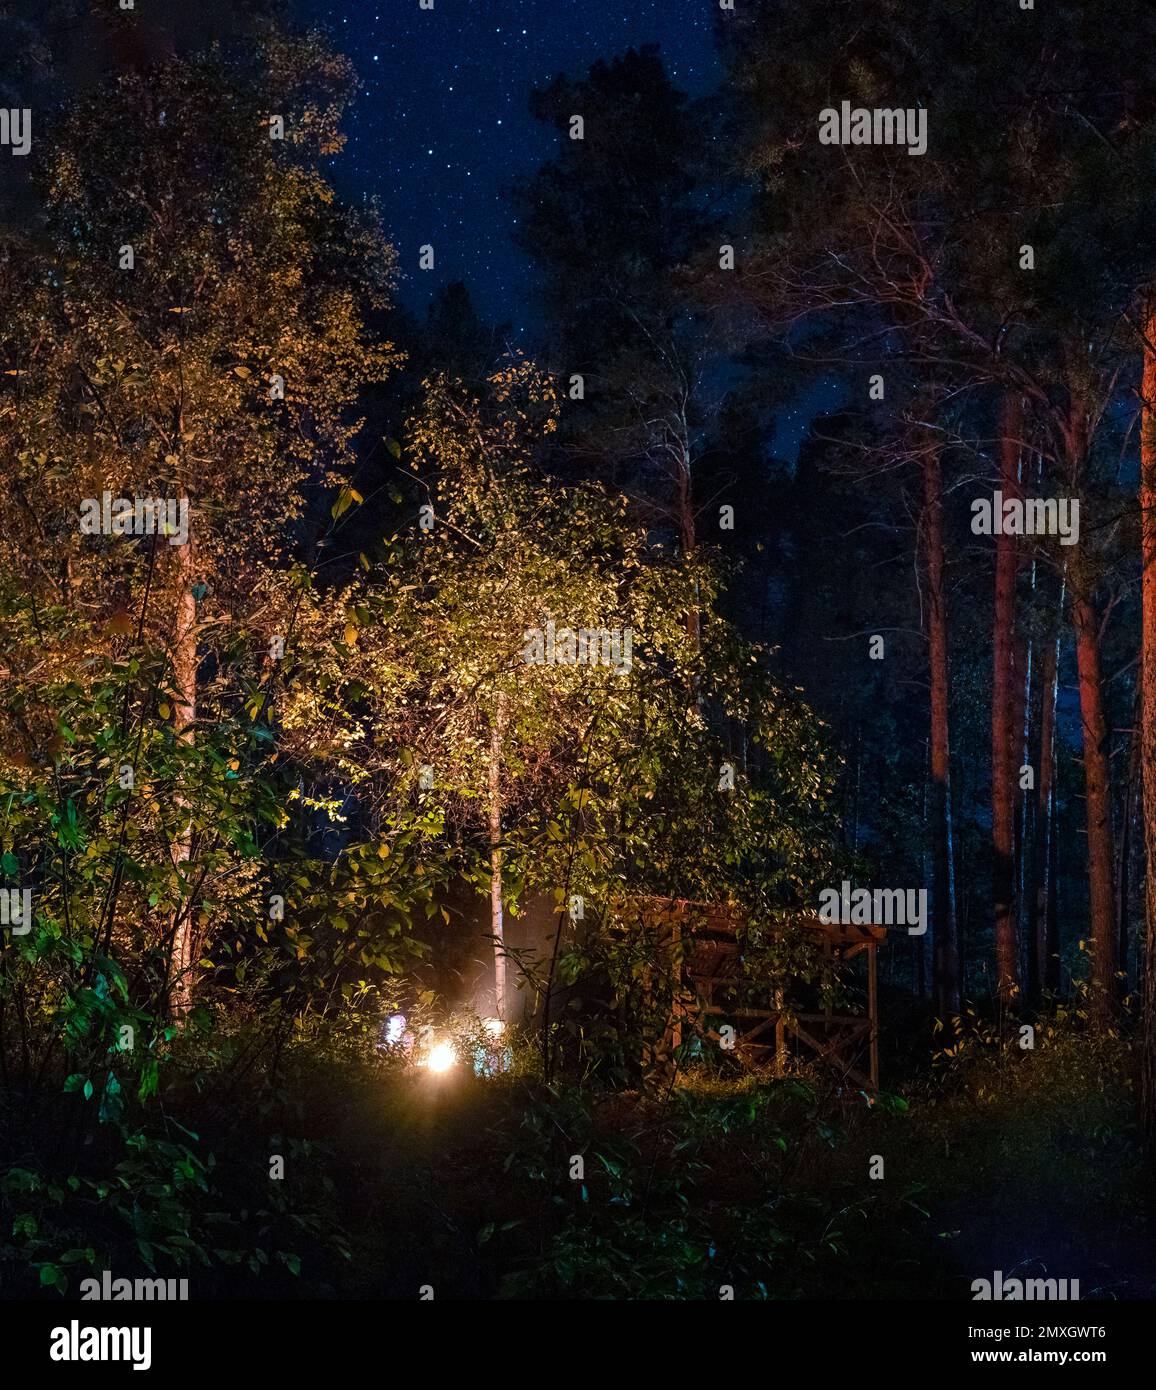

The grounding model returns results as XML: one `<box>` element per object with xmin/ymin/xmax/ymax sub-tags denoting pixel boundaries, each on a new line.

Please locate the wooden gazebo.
<box><xmin>617</xmin><ymin>897</ymin><xmax>886</xmax><ymax>1089</ymax></box>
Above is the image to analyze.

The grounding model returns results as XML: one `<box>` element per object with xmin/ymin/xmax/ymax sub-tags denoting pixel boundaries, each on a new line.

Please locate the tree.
<box><xmin>921</xmin><ymin>435</ymin><xmax>960</xmax><ymax>1015</ymax></box>
<box><xmin>0</xmin><ymin>25</ymin><xmax>400</xmax><ymax>1012</ymax></box>
<box><xmin>992</xmin><ymin>395</ymin><xmax>1022</xmax><ymax>1005</ymax></box>
<box><xmin>1141</xmin><ymin>303</ymin><xmax>1156</xmax><ymax>1142</ymax></box>
<box><xmin>281</xmin><ymin>358</ymin><xmax>845</xmax><ymax>1050</ymax></box>
<box><xmin>723</xmin><ymin>0</ymin><xmax>1156</xmax><ymax>1024</ymax></box>
<box><xmin>513</xmin><ymin>46</ymin><xmax>725</xmax><ymax>644</ymax></box>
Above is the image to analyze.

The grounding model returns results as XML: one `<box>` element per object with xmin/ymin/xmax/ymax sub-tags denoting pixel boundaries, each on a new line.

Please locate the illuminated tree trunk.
<box><xmin>1139</xmin><ymin>310</ymin><xmax>1156</xmax><ymax>1144</ymax></box>
<box><xmin>169</xmin><ymin>500</ymin><xmax>196</xmax><ymax>1017</ymax></box>
<box><xmin>923</xmin><ymin>443</ymin><xmax>959</xmax><ymax>1015</ymax></box>
<box><xmin>488</xmin><ymin>691</ymin><xmax>509</xmax><ymax>1021</ymax></box>
<box><xmin>675</xmin><ymin>439</ymin><xmax>701</xmax><ymax>656</ymax></box>
<box><xmin>1073</xmin><ymin>589</ymin><xmax>1117</xmax><ymax>1025</ymax></box>
<box><xmin>992</xmin><ymin>394</ymin><xmax>1020</xmax><ymax>1003</ymax></box>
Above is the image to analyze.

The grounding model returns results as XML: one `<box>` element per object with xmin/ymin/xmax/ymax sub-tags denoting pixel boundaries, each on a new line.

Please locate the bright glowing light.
<box><xmin>426</xmin><ymin>1040</ymin><xmax>456</xmax><ymax>1074</ymax></box>
<box><xmin>385</xmin><ymin>1013</ymin><xmax>407</xmax><ymax>1045</ymax></box>
<box><xmin>482</xmin><ymin>1018</ymin><xmax>505</xmax><ymax>1039</ymax></box>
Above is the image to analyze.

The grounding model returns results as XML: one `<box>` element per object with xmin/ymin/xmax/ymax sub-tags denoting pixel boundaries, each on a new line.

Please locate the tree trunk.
<box><xmin>1139</xmin><ymin>309</ymin><xmax>1156</xmax><ymax>1145</ymax></box>
<box><xmin>488</xmin><ymin>691</ymin><xmax>509</xmax><ymax>1021</ymax></box>
<box><xmin>1013</xmin><ymin>630</ymin><xmax>1032</xmax><ymax>987</ymax></box>
<box><xmin>675</xmin><ymin>441</ymin><xmax>703</xmax><ymax>665</ymax></box>
<box><xmin>918</xmin><ymin>746</ymin><xmax>929</xmax><ymax>1002</ymax></box>
<box><xmin>992</xmin><ymin>394</ymin><xmax>1021</xmax><ymax>1003</ymax></box>
<box><xmin>923</xmin><ymin>443</ymin><xmax>959</xmax><ymax>1015</ymax></box>
<box><xmin>169</xmin><ymin>501</ymin><xmax>196</xmax><ymax>1017</ymax></box>
<box><xmin>1073</xmin><ymin>590</ymin><xmax>1118</xmax><ymax>1025</ymax></box>
<box><xmin>1117</xmin><ymin>716</ymin><xmax>1140</xmax><ymax>995</ymax></box>
<box><xmin>1019</xmin><ymin>463</ymin><xmax>1042</xmax><ymax>991</ymax></box>
<box><xmin>1032</xmin><ymin>627</ymin><xmax>1060</xmax><ymax>1002</ymax></box>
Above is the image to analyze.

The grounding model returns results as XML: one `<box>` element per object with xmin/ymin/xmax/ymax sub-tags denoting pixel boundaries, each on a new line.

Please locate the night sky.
<box><xmin>295</xmin><ymin>0</ymin><xmax>719</xmax><ymax>337</ymax></box>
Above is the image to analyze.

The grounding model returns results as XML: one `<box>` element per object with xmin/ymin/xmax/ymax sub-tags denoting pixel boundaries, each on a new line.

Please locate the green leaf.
<box><xmin>98</xmin><ymin>1073</ymin><xmax>123</xmax><ymax>1124</ymax></box>
<box><xmin>331</xmin><ymin>485</ymin><xmax>362</xmax><ymax>520</ymax></box>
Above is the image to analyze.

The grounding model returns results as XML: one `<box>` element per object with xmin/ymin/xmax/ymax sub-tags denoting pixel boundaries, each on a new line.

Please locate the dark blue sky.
<box><xmin>296</xmin><ymin>0</ymin><xmax>718</xmax><ymax>335</ymax></box>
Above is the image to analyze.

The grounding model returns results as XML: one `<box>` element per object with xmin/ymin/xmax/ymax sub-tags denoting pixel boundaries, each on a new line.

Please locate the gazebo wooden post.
<box><xmin>823</xmin><ymin>935</ymin><xmax>833</xmax><ymax>1029</ymax></box>
<box><xmin>621</xmin><ymin>897</ymin><xmax>885</xmax><ymax>1088</ymax></box>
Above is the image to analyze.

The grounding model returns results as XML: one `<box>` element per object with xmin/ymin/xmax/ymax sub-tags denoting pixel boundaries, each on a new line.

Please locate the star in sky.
<box><xmin>296</xmin><ymin>0</ymin><xmax>718</xmax><ymax>336</ymax></box>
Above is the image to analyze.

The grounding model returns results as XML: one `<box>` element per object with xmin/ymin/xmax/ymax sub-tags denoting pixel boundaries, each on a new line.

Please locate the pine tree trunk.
<box><xmin>1117</xmin><ymin>713</ymin><xmax>1140</xmax><ymax>995</ymax></box>
<box><xmin>993</xmin><ymin>394</ymin><xmax>1021</xmax><ymax>1003</ymax></box>
<box><xmin>1020</xmin><ymin>463</ymin><xmax>1042</xmax><ymax>993</ymax></box>
<box><xmin>1045</xmin><ymin>790</ymin><xmax>1061</xmax><ymax>994</ymax></box>
<box><xmin>918</xmin><ymin>749</ymin><xmax>929</xmax><ymax>1001</ymax></box>
<box><xmin>1073</xmin><ymin>590</ymin><xmax>1118</xmax><ymax>1025</ymax></box>
<box><xmin>923</xmin><ymin>443</ymin><xmax>959</xmax><ymax>1015</ymax></box>
<box><xmin>1138</xmin><ymin>310</ymin><xmax>1156</xmax><ymax>1144</ymax></box>
<box><xmin>1014</xmin><ymin>630</ymin><xmax>1031</xmax><ymax>917</ymax></box>
<box><xmin>1032</xmin><ymin>628</ymin><xmax>1059</xmax><ymax>1002</ymax></box>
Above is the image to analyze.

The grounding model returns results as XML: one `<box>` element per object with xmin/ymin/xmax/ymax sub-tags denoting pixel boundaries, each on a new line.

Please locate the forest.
<box><xmin>1</xmin><ymin>0</ymin><xmax>1154</xmax><ymax>1346</ymax></box>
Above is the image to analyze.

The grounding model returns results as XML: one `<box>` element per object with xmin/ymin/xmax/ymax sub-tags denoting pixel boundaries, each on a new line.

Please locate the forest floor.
<box><xmin>905</xmin><ymin>1065</ymin><xmax>1156</xmax><ymax>1299</ymax></box>
<box><xmin>233</xmin><ymin>1021</ymin><xmax>1155</xmax><ymax>1300</ymax></box>
<box><xmin>821</xmin><ymin>1027</ymin><xmax>1156</xmax><ymax>1301</ymax></box>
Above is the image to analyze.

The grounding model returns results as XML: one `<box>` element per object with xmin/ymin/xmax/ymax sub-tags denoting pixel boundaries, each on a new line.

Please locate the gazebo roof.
<box><xmin>617</xmin><ymin>896</ymin><xmax>887</xmax><ymax>947</ymax></box>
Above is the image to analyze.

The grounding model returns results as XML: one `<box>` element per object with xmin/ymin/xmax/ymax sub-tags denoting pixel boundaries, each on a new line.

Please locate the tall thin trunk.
<box><xmin>1138</xmin><ymin>308</ymin><xmax>1156</xmax><ymax>1144</ymax></box>
<box><xmin>1117</xmin><ymin>708</ymin><xmax>1140</xmax><ymax>995</ymax></box>
<box><xmin>1021</xmin><ymin>635</ymin><xmax>1038</xmax><ymax>1005</ymax></box>
<box><xmin>923</xmin><ymin>443</ymin><xmax>959</xmax><ymax>1014</ymax></box>
<box><xmin>488</xmin><ymin>691</ymin><xmax>509</xmax><ymax>1021</ymax></box>
<box><xmin>674</xmin><ymin>440</ymin><xmax>701</xmax><ymax>654</ymax></box>
<box><xmin>919</xmin><ymin>743</ymin><xmax>929</xmax><ymax>1002</ymax></box>
<box><xmin>1017</xmin><ymin>459</ymin><xmax>1042</xmax><ymax>944</ymax></box>
<box><xmin>993</xmin><ymin>394</ymin><xmax>1021</xmax><ymax>1002</ymax></box>
<box><xmin>1032</xmin><ymin>626</ymin><xmax>1060</xmax><ymax>1002</ymax></box>
<box><xmin>1013</xmin><ymin>630</ymin><xmax>1031</xmax><ymax>987</ymax></box>
<box><xmin>169</xmin><ymin>502</ymin><xmax>196</xmax><ymax>1017</ymax></box>
<box><xmin>1073</xmin><ymin>590</ymin><xmax>1118</xmax><ymax>1025</ymax></box>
